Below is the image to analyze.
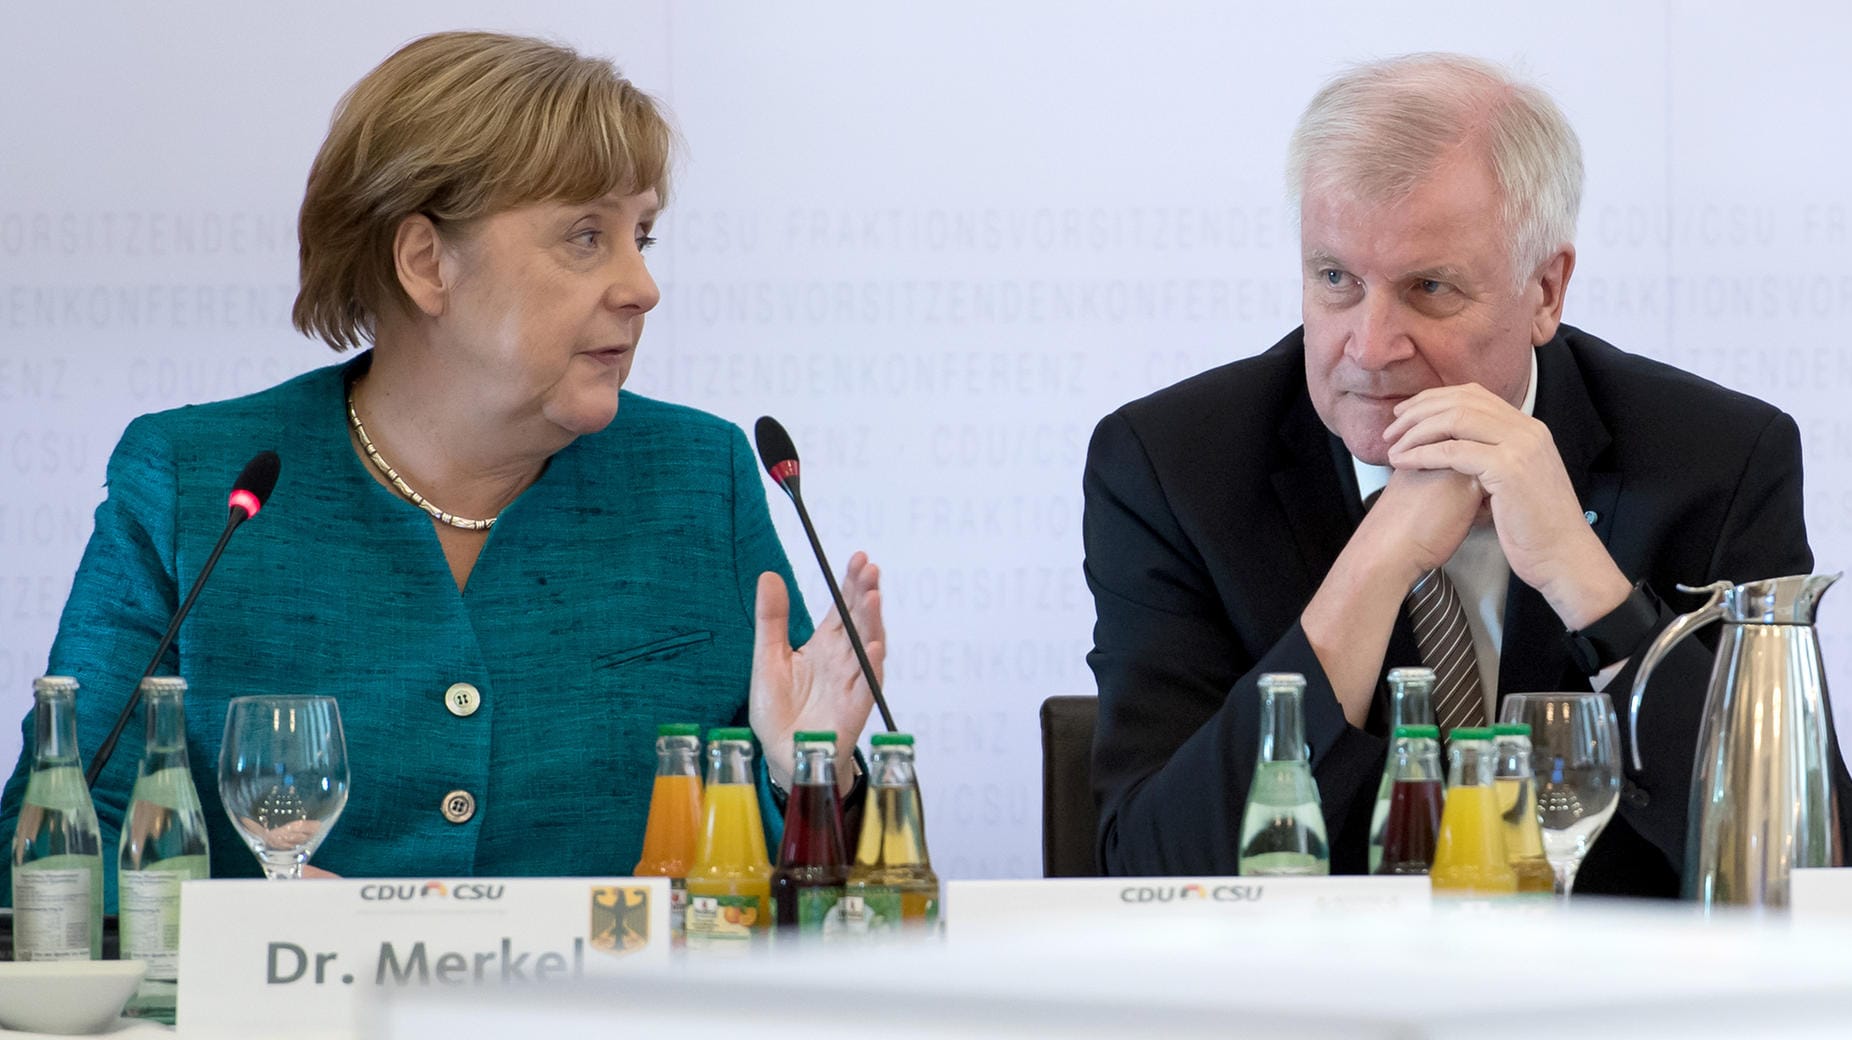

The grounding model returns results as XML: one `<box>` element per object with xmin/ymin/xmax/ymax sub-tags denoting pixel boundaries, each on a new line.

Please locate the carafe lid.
<box><xmin>1720</xmin><ymin>573</ymin><xmax>1838</xmax><ymax>624</ymax></box>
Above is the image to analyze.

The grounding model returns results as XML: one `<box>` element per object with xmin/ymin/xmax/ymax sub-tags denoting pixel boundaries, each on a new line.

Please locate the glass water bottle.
<box><xmin>119</xmin><ymin>677</ymin><xmax>210</xmax><ymax>1021</ymax></box>
<box><xmin>1237</xmin><ymin>673</ymin><xmax>1330</xmax><ymax>876</ymax></box>
<box><xmin>11</xmin><ymin>676</ymin><xmax>103</xmax><ymax>961</ymax></box>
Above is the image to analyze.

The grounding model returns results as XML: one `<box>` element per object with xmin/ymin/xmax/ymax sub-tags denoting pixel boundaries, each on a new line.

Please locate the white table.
<box><xmin>372</xmin><ymin>896</ymin><xmax>1852</xmax><ymax>1039</ymax></box>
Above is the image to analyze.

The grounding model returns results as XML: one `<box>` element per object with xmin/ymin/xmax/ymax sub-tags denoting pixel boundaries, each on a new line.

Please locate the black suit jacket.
<box><xmin>1083</xmin><ymin>324</ymin><xmax>1852</xmax><ymax>895</ymax></box>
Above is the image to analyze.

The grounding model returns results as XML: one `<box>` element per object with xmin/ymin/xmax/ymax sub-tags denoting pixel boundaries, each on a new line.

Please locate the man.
<box><xmin>1083</xmin><ymin>53</ymin><xmax>1852</xmax><ymax>895</ymax></box>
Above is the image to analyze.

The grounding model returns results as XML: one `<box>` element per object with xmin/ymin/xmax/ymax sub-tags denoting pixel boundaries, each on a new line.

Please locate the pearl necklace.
<box><xmin>347</xmin><ymin>390</ymin><xmax>497</xmax><ymax>531</ymax></box>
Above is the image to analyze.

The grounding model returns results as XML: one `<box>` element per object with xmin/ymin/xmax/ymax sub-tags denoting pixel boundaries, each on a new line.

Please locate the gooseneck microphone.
<box><xmin>753</xmin><ymin>417</ymin><xmax>897</xmax><ymax>733</ymax></box>
<box><xmin>86</xmin><ymin>450</ymin><xmax>281</xmax><ymax>785</ymax></box>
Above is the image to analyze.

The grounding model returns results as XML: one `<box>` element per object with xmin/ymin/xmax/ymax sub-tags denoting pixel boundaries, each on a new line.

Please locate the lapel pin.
<box><xmin>1584</xmin><ymin>510</ymin><xmax>1599</xmax><ymax>524</ymax></box>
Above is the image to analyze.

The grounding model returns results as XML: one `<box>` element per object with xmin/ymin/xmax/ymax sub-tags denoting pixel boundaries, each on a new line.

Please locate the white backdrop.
<box><xmin>2</xmin><ymin>1</ymin><xmax>1849</xmax><ymax>879</ymax></box>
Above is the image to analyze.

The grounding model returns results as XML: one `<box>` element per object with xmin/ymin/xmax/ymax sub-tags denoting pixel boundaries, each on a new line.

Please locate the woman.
<box><xmin>0</xmin><ymin>31</ymin><xmax>881</xmax><ymax>900</ymax></box>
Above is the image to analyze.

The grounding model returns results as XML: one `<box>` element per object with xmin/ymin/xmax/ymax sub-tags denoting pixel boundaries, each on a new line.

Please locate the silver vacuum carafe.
<box><xmin>1628</xmin><ymin>574</ymin><xmax>1843</xmax><ymax>909</ymax></box>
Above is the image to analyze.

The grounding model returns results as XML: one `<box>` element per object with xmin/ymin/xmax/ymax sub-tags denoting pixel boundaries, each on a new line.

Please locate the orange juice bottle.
<box><xmin>684</xmin><ymin>728</ymin><xmax>771</xmax><ymax>952</ymax></box>
<box><xmin>1492</xmin><ymin>723</ymin><xmax>1556</xmax><ymax>895</ymax></box>
<box><xmin>1430</xmin><ymin>728</ymin><xmax>1518</xmax><ymax>897</ymax></box>
<box><xmin>634</xmin><ymin>724</ymin><xmax>703</xmax><ymax>945</ymax></box>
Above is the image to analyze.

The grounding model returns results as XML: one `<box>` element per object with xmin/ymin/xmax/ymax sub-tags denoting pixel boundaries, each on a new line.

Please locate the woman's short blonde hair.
<box><xmin>292</xmin><ymin>31</ymin><xmax>673</xmax><ymax>352</ymax></box>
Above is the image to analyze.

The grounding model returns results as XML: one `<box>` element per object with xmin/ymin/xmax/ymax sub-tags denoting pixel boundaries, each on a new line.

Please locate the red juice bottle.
<box><xmin>1369</xmin><ymin>668</ymin><xmax>1437</xmax><ymax>872</ymax></box>
<box><xmin>1377</xmin><ymin>724</ymin><xmax>1445</xmax><ymax>876</ymax></box>
<box><xmin>770</xmin><ymin>731</ymin><xmax>848</xmax><ymax>935</ymax></box>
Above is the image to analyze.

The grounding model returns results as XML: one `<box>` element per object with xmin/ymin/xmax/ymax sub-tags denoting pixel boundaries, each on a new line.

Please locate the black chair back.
<box><xmin>1040</xmin><ymin>695</ymin><xmax>1102</xmax><ymax>877</ymax></box>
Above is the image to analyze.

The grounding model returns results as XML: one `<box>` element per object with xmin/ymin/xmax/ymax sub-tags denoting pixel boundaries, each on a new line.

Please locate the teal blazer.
<box><xmin>1</xmin><ymin>356</ymin><xmax>811</xmax><ymax>907</ymax></box>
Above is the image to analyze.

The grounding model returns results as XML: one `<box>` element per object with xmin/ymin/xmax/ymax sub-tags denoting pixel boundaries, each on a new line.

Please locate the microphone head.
<box><xmin>753</xmin><ymin>416</ymin><xmax>801</xmax><ymax>494</ymax></box>
<box><xmin>228</xmin><ymin>450</ymin><xmax>281</xmax><ymax>520</ymax></box>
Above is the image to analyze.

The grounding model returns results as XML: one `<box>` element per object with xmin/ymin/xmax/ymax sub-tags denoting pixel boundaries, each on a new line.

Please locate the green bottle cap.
<box><xmin>1448</xmin><ymin>727</ymin><xmax>1494</xmax><ymax>741</ymax></box>
<box><xmin>1393</xmin><ymin>725</ymin><xmax>1440</xmax><ymax>739</ymax></box>
<box><xmin>870</xmin><ymin>733</ymin><xmax>915</xmax><ymax>746</ymax></box>
<box><xmin>1492</xmin><ymin>723</ymin><xmax>1532</xmax><ymax>737</ymax></box>
<box><xmin>657</xmin><ymin>723</ymin><xmax>700</xmax><ymax>738</ymax></box>
<box><xmin>706</xmin><ymin>727</ymin><xmax>754</xmax><ymax>742</ymax></box>
<box><xmin>793</xmin><ymin>730</ymin><xmax>837</xmax><ymax>743</ymax></box>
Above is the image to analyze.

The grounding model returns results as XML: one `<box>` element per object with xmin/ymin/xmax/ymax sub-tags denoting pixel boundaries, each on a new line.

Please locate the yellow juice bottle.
<box><xmin>1493</xmin><ymin>723</ymin><xmax>1556</xmax><ymax>895</ymax></box>
<box><xmin>1430</xmin><ymin>728</ymin><xmax>1518</xmax><ymax>897</ymax></box>
<box><xmin>684</xmin><ymin>728</ymin><xmax>770</xmax><ymax>952</ymax></box>
<box><xmin>634</xmin><ymin>724</ymin><xmax>704</xmax><ymax>945</ymax></box>
<box><xmin>845</xmin><ymin>733</ymin><xmax>940</xmax><ymax>933</ymax></box>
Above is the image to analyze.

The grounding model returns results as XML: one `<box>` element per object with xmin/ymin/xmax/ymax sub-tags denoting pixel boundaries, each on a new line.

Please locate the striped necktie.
<box><xmin>1406</xmin><ymin>568</ymin><xmax>1487</xmax><ymax>734</ymax></box>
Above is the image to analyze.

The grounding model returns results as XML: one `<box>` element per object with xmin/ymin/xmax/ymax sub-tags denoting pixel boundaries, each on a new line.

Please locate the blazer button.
<box><xmin>445</xmin><ymin>682</ymin><xmax>481</xmax><ymax>717</ymax></box>
<box><xmin>1621</xmin><ymin>781</ymin><xmax>1649</xmax><ymax>808</ymax></box>
<box><xmin>441</xmin><ymin>789</ymin><xmax>477</xmax><ymax>824</ymax></box>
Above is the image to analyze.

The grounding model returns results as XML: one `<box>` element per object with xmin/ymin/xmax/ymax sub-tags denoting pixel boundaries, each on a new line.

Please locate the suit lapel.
<box><xmin>1497</xmin><ymin>337</ymin><xmax>1618</xmax><ymax>697</ymax></box>
<box><xmin>1268</xmin><ymin>389</ymin><xmax>1358</xmax><ymax>586</ymax></box>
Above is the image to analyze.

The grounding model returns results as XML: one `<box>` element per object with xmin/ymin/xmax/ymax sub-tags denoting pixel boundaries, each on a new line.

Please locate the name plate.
<box><xmin>946</xmin><ymin>876</ymin><xmax>1428</xmax><ymax>939</ymax></box>
<box><xmin>176</xmin><ymin>877</ymin><xmax>668</xmax><ymax>1039</ymax></box>
<box><xmin>1791</xmin><ymin>867</ymin><xmax>1852</xmax><ymax>917</ymax></box>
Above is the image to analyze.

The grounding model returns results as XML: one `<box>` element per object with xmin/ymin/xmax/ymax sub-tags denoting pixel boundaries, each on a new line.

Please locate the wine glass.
<box><xmin>217</xmin><ymin>696</ymin><xmax>349</xmax><ymax>879</ymax></box>
<box><xmin>1497</xmin><ymin>692</ymin><xmax>1621</xmax><ymax>897</ymax></box>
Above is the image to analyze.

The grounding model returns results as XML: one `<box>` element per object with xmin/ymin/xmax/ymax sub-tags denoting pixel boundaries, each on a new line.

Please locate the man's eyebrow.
<box><xmin>1405</xmin><ymin>265</ymin><xmax>1468</xmax><ymax>284</ymax></box>
<box><xmin>1304</xmin><ymin>251</ymin><xmax>1343</xmax><ymax>270</ymax></box>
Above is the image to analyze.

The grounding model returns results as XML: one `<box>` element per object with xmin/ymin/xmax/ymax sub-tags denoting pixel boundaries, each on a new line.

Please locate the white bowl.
<box><xmin>0</xmin><ymin>960</ymin><xmax>147</xmax><ymax>1035</ymax></box>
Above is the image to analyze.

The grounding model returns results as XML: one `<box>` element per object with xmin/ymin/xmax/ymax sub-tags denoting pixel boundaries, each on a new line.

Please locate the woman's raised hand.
<box><xmin>749</xmin><ymin>552</ymin><xmax>884</xmax><ymax>794</ymax></box>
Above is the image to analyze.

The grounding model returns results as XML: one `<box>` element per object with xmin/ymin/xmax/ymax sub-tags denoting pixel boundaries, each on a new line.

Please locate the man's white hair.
<box><xmin>1287</xmin><ymin>53</ymin><xmax>1584</xmax><ymax>291</ymax></box>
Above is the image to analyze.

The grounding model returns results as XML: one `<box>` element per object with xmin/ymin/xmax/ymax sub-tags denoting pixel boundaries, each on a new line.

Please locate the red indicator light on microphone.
<box><xmin>229</xmin><ymin>489</ymin><xmax>263</xmax><ymax>519</ymax></box>
<box><xmin>769</xmin><ymin>459</ymin><xmax>800</xmax><ymax>486</ymax></box>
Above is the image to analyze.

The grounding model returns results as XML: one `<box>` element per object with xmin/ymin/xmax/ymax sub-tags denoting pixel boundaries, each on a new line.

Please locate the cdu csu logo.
<box><xmin>358</xmin><ymin>881</ymin><xmax>506</xmax><ymax>901</ymax></box>
<box><xmin>1117</xmin><ymin>883</ymin><xmax>1264</xmax><ymax>903</ymax></box>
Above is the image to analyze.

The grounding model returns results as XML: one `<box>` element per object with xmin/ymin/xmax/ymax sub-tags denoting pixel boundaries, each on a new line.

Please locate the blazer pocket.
<box><xmin>596</xmin><ymin>630</ymin><xmax>715</xmax><ymax>670</ymax></box>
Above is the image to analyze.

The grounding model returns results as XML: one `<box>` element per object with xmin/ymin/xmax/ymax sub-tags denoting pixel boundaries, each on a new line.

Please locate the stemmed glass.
<box><xmin>1498</xmin><ymin>692</ymin><xmax>1621</xmax><ymax>897</ymax></box>
<box><xmin>217</xmin><ymin>696</ymin><xmax>349</xmax><ymax>879</ymax></box>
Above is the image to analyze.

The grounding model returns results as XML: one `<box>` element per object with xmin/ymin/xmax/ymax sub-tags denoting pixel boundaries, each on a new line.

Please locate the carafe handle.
<box><xmin>1628</xmin><ymin>581</ymin><xmax>1732</xmax><ymax>771</ymax></box>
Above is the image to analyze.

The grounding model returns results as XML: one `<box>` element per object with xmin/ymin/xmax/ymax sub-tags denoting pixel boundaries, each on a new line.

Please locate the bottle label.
<box><xmin>831</xmin><ymin>888</ymin><xmax>922</xmax><ymax>934</ymax></box>
<box><xmin>839</xmin><ymin>886</ymin><xmax>939</xmax><ymax>934</ymax></box>
<box><xmin>798</xmin><ymin>885</ymin><xmax>843</xmax><ymax>930</ymax></box>
<box><xmin>684</xmin><ymin>895</ymin><xmax>762</xmax><ymax>952</ymax></box>
<box><xmin>775</xmin><ymin>886</ymin><xmax>845</xmax><ymax>935</ymax></box>
<box><xmin>120</xmin><ymin>871</ymin><xmax>185</xmax><ymax>979</ymax></box>
<box><xmin>668</xmin><ymin>880</ymin><xmax>688</xmax><ymax>940</ymax></box>
<box><xmin>819</xmin><ymin>890</ymin><xmax>881</xmax><ymax>939</ymax></box>
<box><xmin>848</xmin><ymin>889</ymin><xmax>899</xmax><ymax>932</ymax></box>
<box><xmin>13</xmin><ymin>867</ymin><xmax>93</xmax><ymax>961</ymax></box>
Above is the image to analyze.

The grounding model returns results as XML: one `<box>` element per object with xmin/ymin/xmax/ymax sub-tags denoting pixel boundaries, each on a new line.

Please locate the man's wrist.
<box><xmin>1302</xmin><ymin>539</ymin><xmax>1414</xmax><ymax>728</ymax></box>
<box><xmin>1541</xmin><ymin>550</ymin><xmax>1633</xmax><ymax>631</ymax></box>
<box><xmin>1567</xmin><ymin>580</ymin><xmax>1662</xmax><ymax>675</ymax></box>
